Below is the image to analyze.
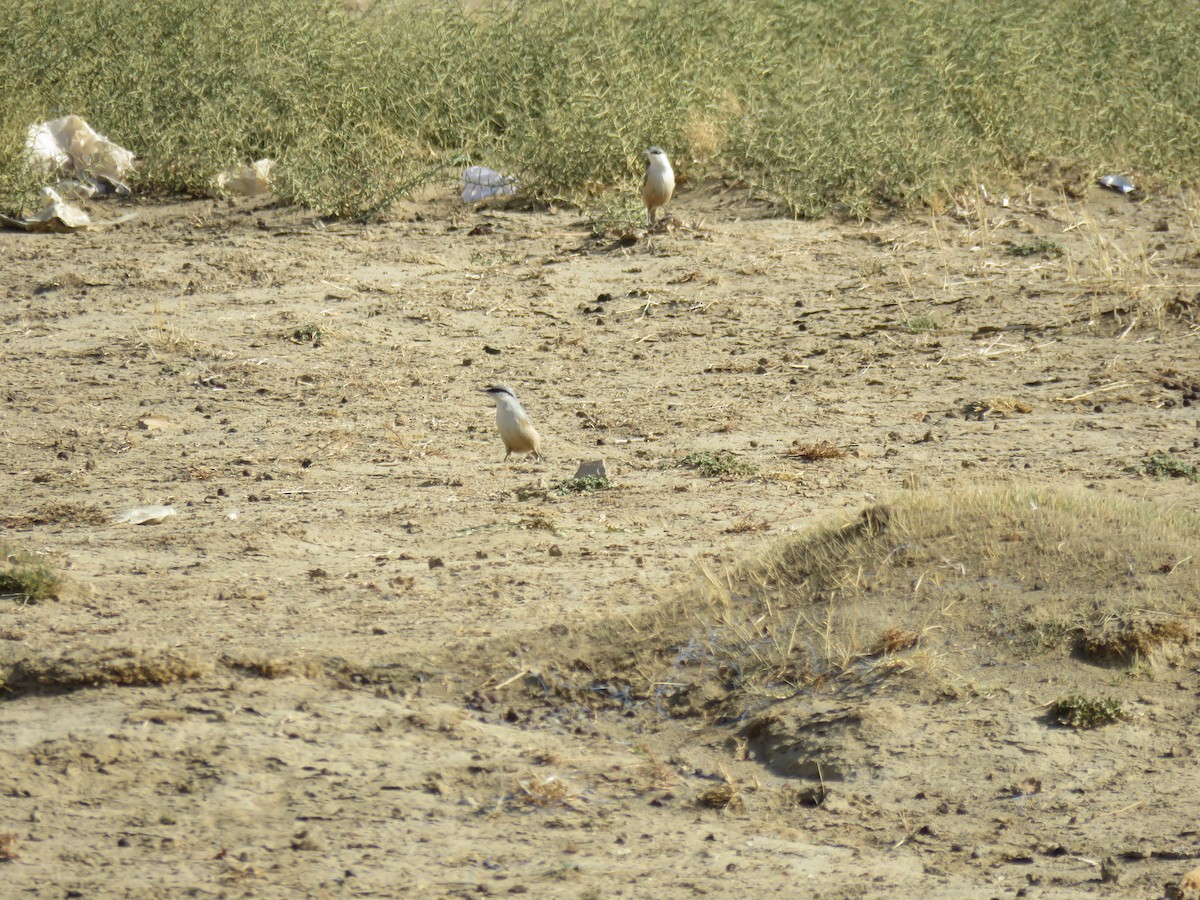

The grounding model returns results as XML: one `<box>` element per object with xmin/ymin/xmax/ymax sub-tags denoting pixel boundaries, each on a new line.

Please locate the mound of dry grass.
<box><xmin>219</xmin><ymin>653</ymin><xmax>325</xmax><ymax>680</ymax></box>
<box><xmin>1</xmin><ymin>647</ymin><xmax>210</xmax><ymax>694</ymax></box>
<box><xmin>490</xmin><ymin>483</ymin><xmax>1200</xmax><ymax>720</ymax></box>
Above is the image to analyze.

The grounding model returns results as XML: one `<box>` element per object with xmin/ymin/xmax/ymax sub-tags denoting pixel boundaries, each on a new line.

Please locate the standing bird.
<box><xmin>481</xmin><ymin>384</ymin><xmax>542</xmax><ymax>461</ymax></box>
<box><xmin>642</xmin><ymin>146</ymin><xmax>675</xmax><ymax>227</ymax></box>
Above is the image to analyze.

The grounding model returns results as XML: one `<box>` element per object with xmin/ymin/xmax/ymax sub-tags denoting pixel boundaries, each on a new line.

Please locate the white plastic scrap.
<box><xmin>461</xmin><ymin>165</ymin><xmax>518</xmax><ymax>204</ymax></box>
<box><xmin>26</xmin><ymin>115</ymin><xmax>135</xmax><ymax>194</ymax></box>
<box><xmin>0</xmin><ymin>187</ymin><xmax>91</xmax><ymax>232</ymax></box>
<box><xmin>215</xmin><ymin>158</ymin><xmax>276</xmax><ymax>198</ymax></box>
<box><xmin>114</xmin><ymin>505</ymin><xmax>177</xmax><ymax>526</ymax></box>
<box><xmin>1097</xmin><ymin>174</ymin><xmax>1134</xmax><ymax>195</ymax></box>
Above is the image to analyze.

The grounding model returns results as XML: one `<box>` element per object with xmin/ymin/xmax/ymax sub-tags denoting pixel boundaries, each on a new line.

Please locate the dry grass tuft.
<box><xmin>2</xmin><ymin>647</ymin><xmax>210</xmax><ymax>694</ymax></box>
<box><xmin>511</xmin><ymin>774</ymin><xmax>574</xmax><ymax>809</ymax></box>
<box><xmin>1</xmin><ymin>503</ymin><xmax>109</xmax><ymax>528</ymax></box>
<box><xmin>787</xmin><ymin>440</ymin><xmax>847</xmax><ymax>460</ymax></box>
<box><xmin>696</xmin><ymin>773</ymin><xmax>744</xmax><ymax>811</ymax></box>
<box><xmin>220</xmin><ymin>654</ymin><xmax>326</xmax><ymax>680</ymax></box>
<box><xmin>630</xmin><ymin>745</ymin><xmax>678</xmax><ymax>792</ymax></box>
<box><xmin>1075</xmin><ymin>615</ymin><xmax>1194</xmax><ymax>667</ymax></box>
<box><xmin>873</xmin><ymin>627</ymin><xmax>920</xmax><ymax>655</ymax></box>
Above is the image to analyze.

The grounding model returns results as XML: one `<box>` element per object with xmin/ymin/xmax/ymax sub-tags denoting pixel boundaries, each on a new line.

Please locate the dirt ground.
<box><xmin>2</xmin><ymin>178</ymin><xmax>1200</xmax><ymax>898</ymax></box>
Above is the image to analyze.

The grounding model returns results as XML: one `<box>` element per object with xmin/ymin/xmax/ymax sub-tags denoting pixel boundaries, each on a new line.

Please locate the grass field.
<box><xmin>2</xmin><ymin>0</ymin><xmax>1197</xmax><ymax>216</ymax></box>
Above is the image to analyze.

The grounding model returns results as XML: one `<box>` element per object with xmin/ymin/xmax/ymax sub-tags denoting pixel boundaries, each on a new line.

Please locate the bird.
<box><xmin>481</xmin><ymin>384</ymin><xmax>542</xmax><ymax>461</ymax></box>
<box><xmin>641</xmin><ymin>146</ymin><xmax>675</xmax><ymax>227</ymax></box>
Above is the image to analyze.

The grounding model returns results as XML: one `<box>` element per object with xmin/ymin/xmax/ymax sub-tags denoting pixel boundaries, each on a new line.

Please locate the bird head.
<box><xmin>481</xmin><ymin>384</ymin><xmax>516</xmax><ymax>403</ymax></box>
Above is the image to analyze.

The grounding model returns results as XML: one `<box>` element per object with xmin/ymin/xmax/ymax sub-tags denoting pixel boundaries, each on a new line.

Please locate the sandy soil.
<box><xmin>2</xmin><ymin>180</ymin><xmax>1200</xmax><ymax>898</ymax></box>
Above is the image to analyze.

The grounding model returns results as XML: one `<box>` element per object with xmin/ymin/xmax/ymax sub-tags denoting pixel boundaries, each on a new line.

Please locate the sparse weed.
<box><xmin>585</xmin><ymin>193</ymin><xmax>646</xmax><ymax>237</ymax></box>
<box><xmin>552</xmin><ymin>475</ymin><xmax>612</xmax><ymax>496</ymax></box>
<box><xmin>1050</xmin><ymin>695</ymin><xmax>1124</xmax><ymax>729</ymax></box>
<box><xmin>0</xmin><ymin>546</ymin><xmax>61</xmax><ymax>604</ymax></box>
<box><xmin>1006</xmin><ymin>237</ymin><xmax>1064</xmax><ymax>258</ymax></box>
<box><xmin>1140</xmin><ymin>453</ymin><xmax>1200</xmax><ymax>483</ymax></box>
<box><xmin>1064</xmin><ymin>209</ymin><xmax>1170</xmax><ymax>330</ymax></box>
<box><xmin>290</xmin><ymin>324</ymin><xmax>324</xmax><ymax>346</ymax></box>
<box><xmin>674</xmin><ymin>451</ymin><xmax>758</xmax><ymax>478</ymax></box>
<box><xmin>901</xmin><ymin>316</ymin><xmax>935</xmax><ymax>333</ymax></box>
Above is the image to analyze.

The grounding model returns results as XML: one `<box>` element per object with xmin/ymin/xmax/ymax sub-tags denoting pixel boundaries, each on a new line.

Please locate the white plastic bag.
<box><xmin>26</xmin><ymin>115</ymin><xmax>135</xmax><ymax>194</ymax></box>
<box><xmin>215</xmin><ymin>158</ymin><xmax>275</xmax><ymax>197</ymax></box>
<box><xmin>461</xmin><ymin>165</ymin><xmax>518</xmax><ymax>203</ymax></box>
<box><xmin>0</xmin><ymin>187</ymin><xmax>90</xmax><ymax>232</ymax></box>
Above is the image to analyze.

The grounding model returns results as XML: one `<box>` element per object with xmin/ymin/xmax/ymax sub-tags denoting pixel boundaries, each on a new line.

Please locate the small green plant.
<box><xmin>1050</xmin><ymin>695</ymin><xmax>1123</xmax><ymax>729</ymax></box>
<box><xmin>1140</xmin><ymin>453</ymin><xmax>1200</xmax><ymax>483</ymax></box>
<box><xmin>1006</xmin><ymin>237</ymin><xmax>1065</xmax><ymax>258</ymax></box>
<box><xmin>674</xmin><ymin>451</ymin><xmax>758</xmax><ymax>478</ymax></box>
<box><xmin>290</xmin><ymin>324</ymin><xmax>323</xmax><ymax>346</ymax></box>
<box><xmin>0</xmin><ymin>547</ymin><xmax>61</xmax><ymax>603</ymax></box>
<box><xmin>552</xmin><ymin>475</ymin><xmax>612</xmax><ymax>495</ymax></box>
<box><xmin>901</xmin><ymin>316</ymin><xmax>935</xmax><ymax>333</ymax></box>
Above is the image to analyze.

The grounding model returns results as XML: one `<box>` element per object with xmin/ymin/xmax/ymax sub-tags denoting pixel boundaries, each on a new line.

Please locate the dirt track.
<box><xmin>2</xmin><ymin>181</ymin><xmax>1200</xmax><ymax>897</ymax></box>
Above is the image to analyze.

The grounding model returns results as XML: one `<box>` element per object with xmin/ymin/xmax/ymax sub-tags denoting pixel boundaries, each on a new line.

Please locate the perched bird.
<box><xmin>481</xmin><ymin>384</ymin><xmax>542</xmax><ymax>461</ymax></box>
<box><xmin>642</xmin><ymin>146</ymin><xmax>675</xmax><ymax>227</ymax></box>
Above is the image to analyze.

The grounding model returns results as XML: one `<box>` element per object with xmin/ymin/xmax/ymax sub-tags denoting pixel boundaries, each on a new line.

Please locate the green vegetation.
<box><xmin>1006</xmin><ymin>237</ymin><xmax>1065</xmax><ymax>258</ymax></box>
<box><xmin>3</xmin><ymin>0</ymin><xmax>1198</xmax><ymax>216</ymax></box>
<box><xmin>1050</xmin><ymin>695</ymin><xmax>1124</xmax><ymax>729</ymax></box>
<box><xmin>0</xmin><ymin>546</ymin><xmax>61</xmax><ymax>603</ymax></box>
<box><xmin>675</xmin><ymin>451</ymin><xmax>758</xmax><ymax>478</ymax></box>
<box><xmin>552</xmin><ymin>475</ymin><xmax>613</xmax><ymax>496</ymax></box>
<box><xmin>290</xmin><ymin>324</ymin><xmax>324</xmax><ymax>346</ymax></box>
<box><xmin>1140</xmin><ymin>453</ymin><xmax>1200</xmax><ymax>483</ymax></box>
<box><xmin>902</xmin><ymin>315</ymin><xmax>936</xmax><ymax>333</ymax></box>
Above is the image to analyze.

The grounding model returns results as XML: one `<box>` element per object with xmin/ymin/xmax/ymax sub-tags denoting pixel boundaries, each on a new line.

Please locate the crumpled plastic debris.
<box><xmin>1097</xmin><ymin>174</ymin><xmax>1134</xmax><ymax>195</ymax></box>
<box><xmin>461</xmin><ymin>165</ymin><xmax>518</xmax><ymax>204</ymax></box>
<box><xmin>114</xmin><ymin>505</ymin><xmax>177</xmax><ymax>525</ymax></box>
<box><xmin>0</xmin><ymin>185</ymin><xmax>140</xmax><ymax>233</ymax></box>
<box><xmin>26</xmin><ymin>115</ymin><xmax>135</xmax><ymax>195</ymax></box>
<box><xmin>215</xmin><ymin>158</ymin><xmax>275</xmax><ymax>197</ymax></box>
<box><xmin>0</xmin><ymin>187</ymin><xmax>91</xmax><ymax>232</ymax></box>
